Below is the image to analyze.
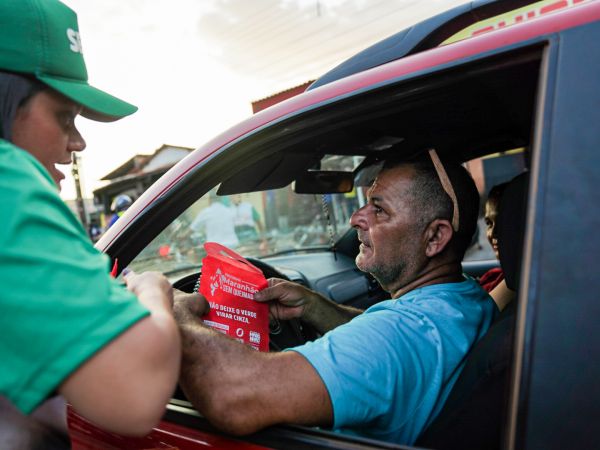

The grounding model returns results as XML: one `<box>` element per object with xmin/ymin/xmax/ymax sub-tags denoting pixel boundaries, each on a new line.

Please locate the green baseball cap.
<box><xmin>0</xmin><ymin>0</ymin><xmax>137</xmax><ymax>122</ymax></box>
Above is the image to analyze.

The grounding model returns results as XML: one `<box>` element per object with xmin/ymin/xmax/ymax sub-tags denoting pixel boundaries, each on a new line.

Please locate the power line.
<box><xmin>220</xmin><ymin>0</ymin><xmax>394</xmax><ymax>57</ymax></box>
<box><xmin>229</xmin><ymin>2</ymin><xmax>427</xmax><ymax>78</ymax></box>
<box><xmin>223</xmin><ymin>0</ymin><xmax>405</xmax><ymax>72</ymax></box>
<box><xmin>208</xmin><ymin>2</ymin><xmax>298</xmax><ymax>44</ymax></box>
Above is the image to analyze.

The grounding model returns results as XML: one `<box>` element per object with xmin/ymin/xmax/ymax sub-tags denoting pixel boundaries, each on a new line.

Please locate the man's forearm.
<box><xmin>302</xmin><ymin>293</ymin><xmax>362</xmax><ymax>334</ymax></box>
<box><xmin>174</xmin><ymin>309</ymin><xmax>333</xmax><ymax>435</ymax></box>
<box><xmin>178</xmin><ymin>321</ymin><xmax>225</xmax><ymax>406</ymax></box>
<box><xmin>176</xmin><ymin>310</ymin><xmax>270</xmax><ymax>434</ymax></box>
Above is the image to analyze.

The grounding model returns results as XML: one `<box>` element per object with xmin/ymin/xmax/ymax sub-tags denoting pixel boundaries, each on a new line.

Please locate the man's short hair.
<box><xmin>382</xmin><ymin>153</ymin><xmax>480</xmax><ymax>258</ymax></box>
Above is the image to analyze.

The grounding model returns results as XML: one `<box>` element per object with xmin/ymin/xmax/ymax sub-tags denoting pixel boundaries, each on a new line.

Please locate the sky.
<box><xmin>60</xmin><ymin>0</ymin><xmax>467</xmax><ymax>201</ymax></box>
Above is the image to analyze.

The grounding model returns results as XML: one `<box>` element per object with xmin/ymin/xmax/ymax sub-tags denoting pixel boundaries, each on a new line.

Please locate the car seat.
<box><xmin>415</xmin><ymin>172</ymin><xmax>529</xmax><ymax>450</ymax></box>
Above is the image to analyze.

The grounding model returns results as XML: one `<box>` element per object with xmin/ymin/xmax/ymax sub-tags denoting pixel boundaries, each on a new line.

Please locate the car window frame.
<box><xmin>508</xmin><ymin>22</ymin><xmax>600</xmax><ymax>449</ymax></box>
<box><xmin>158</xmin><ymin>43</ymin><xmax>547</xmax><ymax>448</ymax></box>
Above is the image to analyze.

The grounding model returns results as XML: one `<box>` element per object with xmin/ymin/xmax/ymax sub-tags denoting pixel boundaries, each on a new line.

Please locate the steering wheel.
<box><xmin>173</xmin><ymin>258</ymin><xmax>319</xmax><ymax>351</ymax></box>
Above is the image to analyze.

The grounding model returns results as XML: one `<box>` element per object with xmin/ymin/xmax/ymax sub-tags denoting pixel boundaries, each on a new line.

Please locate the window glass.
<box><xmin>463</xmin><ymin>148</ymin><xmax>527</xmax><ymax>261</ymax></box>
<box><xmin>128</xmin><ymin>185</ymin><xmax>360</xmax><ymax>280</ymax></box>
<box><xmin>128</xmin><ymin>148</ymin><xmax>527</xmax><ymax>279</ymax></box>
<box><xmin>314</xmin><ymin>154</ymin><xmax>365</xmax><ymax>171</ymax></box>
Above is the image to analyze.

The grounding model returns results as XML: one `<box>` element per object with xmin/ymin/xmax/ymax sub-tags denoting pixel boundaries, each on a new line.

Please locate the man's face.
<box><xmin>11</xmin><ymin>89</ymin><xmax>85</xmax><ymax>190</ymax></box>
<box><xmin>350</xmin><ymin>165</ymin><xmax>426</xmax><ymax>292</ymax></box>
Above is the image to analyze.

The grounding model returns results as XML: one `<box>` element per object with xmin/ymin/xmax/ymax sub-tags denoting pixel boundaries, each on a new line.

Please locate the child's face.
<box><xmin>485</xmin><ymin>198</ymin><xmax>500</xmax><ymax>258</ymax></box>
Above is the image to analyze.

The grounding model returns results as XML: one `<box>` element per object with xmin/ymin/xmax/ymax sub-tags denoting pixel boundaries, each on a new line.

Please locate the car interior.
<box><xmin>416</xmin><ymin>171</ymin><xmax>529</xmax><ymax>450</ymax></box>
<box><xmin>108</xmin><ymin>38</ymin><xmax>541</xmax><ymax>449</ymax></box>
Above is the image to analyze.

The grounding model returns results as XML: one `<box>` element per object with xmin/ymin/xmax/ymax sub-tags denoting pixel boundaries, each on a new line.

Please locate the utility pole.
<box><xmin>71</xmin><ymin>153</ymin><xmax>88</xmax><ymax>228</ymax></box>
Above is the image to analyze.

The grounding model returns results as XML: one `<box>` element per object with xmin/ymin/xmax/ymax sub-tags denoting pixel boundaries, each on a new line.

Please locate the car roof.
<box><xmin>308</xmin><ymin>0</ymin><xmax>541</xmax><ymax>90</ymax></box>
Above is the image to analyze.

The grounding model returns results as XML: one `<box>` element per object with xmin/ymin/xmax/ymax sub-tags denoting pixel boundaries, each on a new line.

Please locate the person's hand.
<box><xmin>123</xmin><ymin>270</ymin><xmax>173</xmax><ymax>311</ymax></box>
<box><xmin>172</xmin><ymin>289</ymin><xmax>210</xmax><ymax>323</ymax></box>
<box><xmin>253</xmin><ymin>278</ymin><xmax>321</xmax><ymax>321</ymax></box>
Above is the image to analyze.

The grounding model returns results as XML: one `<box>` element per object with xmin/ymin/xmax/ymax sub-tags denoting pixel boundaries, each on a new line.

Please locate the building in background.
<box><xmin>251</xmin><ymin>81</ymin><xmax>314</xmax><ymax>113</ymax></box>
<box><xmin>93</xmin><ymin>144</ymin><xmax>194</xmax><ymax>227</ymax></box>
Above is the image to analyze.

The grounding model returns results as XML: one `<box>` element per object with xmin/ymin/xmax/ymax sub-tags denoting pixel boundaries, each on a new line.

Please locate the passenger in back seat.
<box><xmin>480</xmin><ymin>182</ymin><xmax>509</xmax><ymax>292</ymax></box>
<box><xmin>415</xmin><ymin>171</ymin><xmax>529</xmax><ymax>450</ymax></box>
<box><xmin>479</xmin><ymin>181</ymin><xmax>516</xmax><ymax>312</ymax></box>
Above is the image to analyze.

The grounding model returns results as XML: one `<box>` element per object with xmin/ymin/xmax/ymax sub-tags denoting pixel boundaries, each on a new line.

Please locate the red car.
<box><xmin>69</xmin><ymin>0</ymin><xmax>600</xmax><ymax>448</ymax></box>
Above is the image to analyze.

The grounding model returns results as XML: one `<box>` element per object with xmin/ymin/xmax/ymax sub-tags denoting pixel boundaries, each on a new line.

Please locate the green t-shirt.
<box><xmin>0</xmin><ymin>140</ymin><xmax>149</xmax><ymax>414</ymax></box>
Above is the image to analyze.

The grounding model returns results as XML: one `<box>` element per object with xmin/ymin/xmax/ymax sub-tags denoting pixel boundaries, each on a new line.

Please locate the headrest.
<box><xmin>496</xmin><ymin>172</ymin><xmax>529</xmax><ymax>291</ymax></box>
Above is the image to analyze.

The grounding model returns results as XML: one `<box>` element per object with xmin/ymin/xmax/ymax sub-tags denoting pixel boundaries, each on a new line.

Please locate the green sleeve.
<box><xmin>0</xmin><ymin>143</ymin><xmax>149</xmax><ymax>414</ymax></box>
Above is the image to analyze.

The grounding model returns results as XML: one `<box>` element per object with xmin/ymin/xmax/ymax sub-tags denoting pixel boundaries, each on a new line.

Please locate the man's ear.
<box><xmin>424</xmin><ymin>219</ymin><xmax>454</xmax><ymax>257</ymax></box>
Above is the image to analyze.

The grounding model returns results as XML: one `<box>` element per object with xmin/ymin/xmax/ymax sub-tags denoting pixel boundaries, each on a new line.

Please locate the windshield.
<box><xmin>127</xmin><ymin>149</ymin><xmax>525</xmax><ymax>280</ymax></box>
<box><xmin>128</xmin><ymin>185</ymin><xmax>361</xmax><ymax>279</ymax></box>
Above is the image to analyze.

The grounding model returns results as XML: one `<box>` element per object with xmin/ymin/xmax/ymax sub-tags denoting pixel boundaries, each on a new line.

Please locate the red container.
<box><xmin>199</xmin><ymin>242</ymin><xmax>269</xmax><ymax>351</ymax></box>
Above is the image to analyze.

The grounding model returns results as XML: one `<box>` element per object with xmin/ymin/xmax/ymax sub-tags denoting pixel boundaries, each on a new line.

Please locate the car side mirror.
<box><xmin>293</xmin><ymin>170</ymin><xmax>354</xmax><ymax>194</ymax></box>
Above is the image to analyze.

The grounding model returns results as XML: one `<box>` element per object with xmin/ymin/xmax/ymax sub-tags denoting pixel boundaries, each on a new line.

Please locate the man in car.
<box><xmin>173</xmin><ymin>152</ymin><xmax>496</xmax><ymax>445</ymax></box>
<box><xmin>0</xmin><ymin>0</ymin><xmax>180</xmax><ymax>447</ymax></box>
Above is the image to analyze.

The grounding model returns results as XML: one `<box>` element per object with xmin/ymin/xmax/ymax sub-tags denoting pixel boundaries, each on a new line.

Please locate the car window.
<box><xmin>463</xmin><ymin>148</ymin><xmax>527</xmax><ymax>261</ymax></box>
<box><xmin>129</xmin><ymin>148</ymin><xmax>527</xmax><ymax>278</ymax></box>
<box><xmin>128</xmin><ymin>185</ymin><xmax>360</xmax><ymax>280</ymax></box>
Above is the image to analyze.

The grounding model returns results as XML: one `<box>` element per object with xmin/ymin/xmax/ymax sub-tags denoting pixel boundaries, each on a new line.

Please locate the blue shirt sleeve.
<box><xmin>288</xmin><ymin>280</ymin><xmax>495</xmax><ymax>444</ymax></box>
<box><xmin>291</xmin><ymin>304</ymin><xmax>443</xmax><ymax>436</ymax></box>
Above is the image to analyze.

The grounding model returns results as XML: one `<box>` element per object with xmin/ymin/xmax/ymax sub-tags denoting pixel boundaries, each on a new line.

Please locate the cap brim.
<box><xmin>37</xmin><ymin>75</ymin><xmax>137</xmax><ymax>122</ymax></box>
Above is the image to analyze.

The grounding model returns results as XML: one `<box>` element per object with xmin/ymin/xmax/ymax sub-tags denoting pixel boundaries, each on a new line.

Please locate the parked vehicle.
<box><xmin>68</xmin><ymin>0</ymin><xmax>600</xmax><ymax>448</ymax></box>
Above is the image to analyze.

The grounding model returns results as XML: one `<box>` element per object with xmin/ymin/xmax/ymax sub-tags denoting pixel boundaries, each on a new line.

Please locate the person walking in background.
<box><xmin>107</xmin><ymin>194</ymin><xmax>133</xmax><ymax>228</ymax></box>
<box><xmin>88</xmin><ymin>219</ymin><xmax>103</xmax><ymax>243</ymax></box>
<box><xmin>0</xmin><ymin>1</ymin><xmax>181</xmax><ymax>448</ymax></box>
<box><xmin>232</xmin><ymin>194</ymin><xmax>264</xmax><ymax>243</ymax></box>
<box><xmin>190</xmin><ymin>191</ymin><xmax>239</xmax><ymax>248</ymax></box>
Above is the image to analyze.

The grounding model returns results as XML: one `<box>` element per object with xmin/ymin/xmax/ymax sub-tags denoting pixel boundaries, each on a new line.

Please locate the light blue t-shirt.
<box><xmin>291</xmin><ymin>277</ymin><xmax>495</xmax><ymax>445</ymax></box>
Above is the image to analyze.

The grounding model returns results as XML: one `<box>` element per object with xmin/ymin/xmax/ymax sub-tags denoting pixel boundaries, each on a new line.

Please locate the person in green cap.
<box><xmin>0</xmin><ymin>0</ymin><xmax>181</xmax><ymax>447</ymax></box>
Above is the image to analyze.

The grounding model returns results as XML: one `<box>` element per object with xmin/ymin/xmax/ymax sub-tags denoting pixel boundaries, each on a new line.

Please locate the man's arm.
<box><xmin>174</xmin><ymin>292</ymin><xmax>333</xmax><ymax>435</ymax></box>
<box><xmin>489</xmin><ymin>279</ymin><xmax>515</xmax><ymax>312</ymax></box>
<box><xmin>59</xmin><ymin>272</ymin><xmax>181</xmax><ymax>437</ymax></box>
<box><xmin>254</xmin><ymin>278</ymin><xmax>362</xmax><ymax>334</ymax></box>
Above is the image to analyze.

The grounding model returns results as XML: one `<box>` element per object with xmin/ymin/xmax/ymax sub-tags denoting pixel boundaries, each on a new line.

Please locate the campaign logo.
<box><xmin>210</xmin><ymin>268</ymin><xmax>223</xmax><ymax>296</ymax></box>
<box><xmin>208</xmin><ymin>268</ymin><xmax>258</xmax><ymax>300</ymax></box>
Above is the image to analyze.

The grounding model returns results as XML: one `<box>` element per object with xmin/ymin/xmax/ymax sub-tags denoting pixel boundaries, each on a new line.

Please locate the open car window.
<box><xmin>129</xmin><ymin>144</ymin><xmax>527</xmax><ymax>283</ymax></box>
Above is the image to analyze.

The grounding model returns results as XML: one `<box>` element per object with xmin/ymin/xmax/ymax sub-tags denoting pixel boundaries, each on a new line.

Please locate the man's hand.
<box><xmin>253</xmin><ymin>278</ymin><xmax>321</xmax><ymax>321</ymax></box>
<box><xmin>254</xmin><ymin>278</ymin><xmax>362</xmax><ymax>334</ymax></box>
<box><xmin>173</xmin><ymin>289</ymin><xmax>210</xmax><ymax>323</ymax></box>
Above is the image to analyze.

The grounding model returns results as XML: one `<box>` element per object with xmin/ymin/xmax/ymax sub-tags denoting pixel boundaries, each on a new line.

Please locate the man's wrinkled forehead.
<box><xmin>357</xmin><ymin>157</ymin><xmax>417</xmax><ymax>186</ymax></box>
<box><xmin>367</xmin><ymin>164</ymin><xmax>414</xmax><ymax>200</ymax></box>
